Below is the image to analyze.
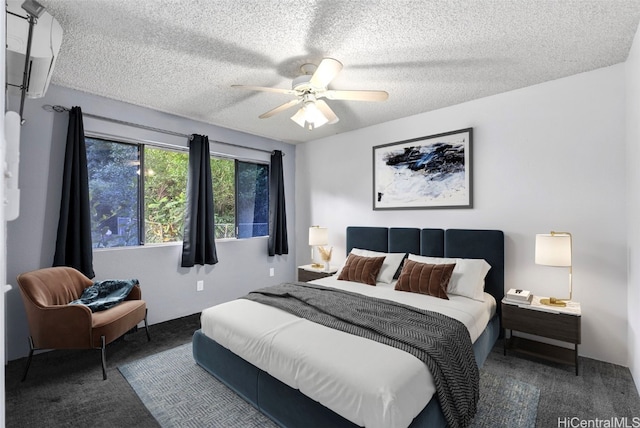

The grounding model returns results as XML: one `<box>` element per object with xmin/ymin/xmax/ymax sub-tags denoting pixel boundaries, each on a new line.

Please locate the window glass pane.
<box><xmin>86</xmin><ymin>137</ymin><xmax>139</xmax><ymax>248</ymax></box>
<box><xmin>87</xmin><ymin>136</ymin><xmax>270</xmax><ymax>248</ymax></box>
<box><xmin>211</xmin><ymin>157</ymin><xmax>235</xmax><ymax>239</ymax></box>
<box><xmin>237</xmin><ymin>161</ymin><xmax>269</xmax><ymax>238</ymax></box>
<box><xmin>144</xmin><ymin>147</ymin><xmax>188</xmax><ymax>243</ymax></box>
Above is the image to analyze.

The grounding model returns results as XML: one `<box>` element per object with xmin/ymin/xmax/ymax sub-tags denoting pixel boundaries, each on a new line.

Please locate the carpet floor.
<box><xmin>5</xmin><ymin>312</ymin><xmax>640</xmax><ymax>427</ymax></box>
<box><xmin>484</xmin><ymin>343</ymin><xmax>640</xmax><ymax>427</ymax></box>
<box><xmin>119</xmin><ymin>343</ymin><xmax>539</xmax><ymax>428</ymax></box>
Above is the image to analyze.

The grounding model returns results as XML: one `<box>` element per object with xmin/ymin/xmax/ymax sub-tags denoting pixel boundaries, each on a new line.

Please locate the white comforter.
<box><xmin>200</xmin><ymin>276</ymin><xmax>496</xmax><ymax>428</ymax></box>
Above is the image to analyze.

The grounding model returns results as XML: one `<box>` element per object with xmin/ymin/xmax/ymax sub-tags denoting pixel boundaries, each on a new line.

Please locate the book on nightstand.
<box><xmin>503</xmin><ymin>288</ymin><xmax>533</xmax><ymax>305</ymax></box>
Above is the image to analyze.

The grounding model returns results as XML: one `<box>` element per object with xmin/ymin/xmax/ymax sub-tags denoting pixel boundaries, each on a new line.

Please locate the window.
<box><xmin>86</xmin><ymin>138</ymin><xmax>139</xmax><ymax>248</ymax></box>
<box><xmin>236</xmin><ymin>161</ymin><xmax>269</xmax><ymax>238</ymax></box>
<box><xmin>86</xmin><ymin>136</ymin><xmax>269</xmax><ymax>248</ymax></box>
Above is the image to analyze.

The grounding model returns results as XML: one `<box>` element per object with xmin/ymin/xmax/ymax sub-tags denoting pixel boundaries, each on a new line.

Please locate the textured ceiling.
<box><xmin>37</xmin><ymin>0</ymin><xmax>640</xmax><ymax>144</ymax></box>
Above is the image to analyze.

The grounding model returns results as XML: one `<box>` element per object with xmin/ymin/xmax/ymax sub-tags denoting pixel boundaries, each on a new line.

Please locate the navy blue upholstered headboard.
<box><xmin>445</xmin><ymin>229</ymin><xmax>505</xmax><ymax>315</ymax></box>
<box><xmin>346</xmin><ymin>227</ymin><xmax>389</xmax><ymax>253</ymax></box>
<box><xmin>345</xmin><ymin>226</ymin><xmax>505</xmax><ymax>316</ymax></box>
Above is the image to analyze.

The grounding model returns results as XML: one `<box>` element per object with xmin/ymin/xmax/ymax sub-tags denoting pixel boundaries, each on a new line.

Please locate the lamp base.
<box><xmin>310</xmin><ymin>263</ymin><xmax>324</xmax><ymax>269</ymax></box>
<box><xmin>540</xmin><ymin>297</ymin><xmax>567</xmax><ymax>307</ymax></box>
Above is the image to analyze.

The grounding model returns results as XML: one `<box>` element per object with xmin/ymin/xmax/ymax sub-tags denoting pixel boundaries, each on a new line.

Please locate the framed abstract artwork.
<box><xmin>372</xmin><ymin>128</ymin><xmax>473</xmax><ymax>210</ymax></box>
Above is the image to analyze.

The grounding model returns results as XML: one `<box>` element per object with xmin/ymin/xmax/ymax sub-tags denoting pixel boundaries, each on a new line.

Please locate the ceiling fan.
<box><xmin>232</xmin><ymin>58</ymin><xmax>388</xmax><ymax>130</ymax></box>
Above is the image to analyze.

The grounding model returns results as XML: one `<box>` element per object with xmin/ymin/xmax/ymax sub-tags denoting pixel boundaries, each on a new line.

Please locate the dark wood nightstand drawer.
<box><xmin>502</xmin><ymin>303</ymin><xmax>581</xmax><ymax>344</ymax></box>
<box><xmin>297</xmin><ymin>268</ymin><xmax>335</xmax><ymax>282</ymax></box>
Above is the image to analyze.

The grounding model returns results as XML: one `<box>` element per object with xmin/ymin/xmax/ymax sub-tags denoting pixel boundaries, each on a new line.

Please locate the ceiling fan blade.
<box><xmin>259</xmin><ymin>99</ymin><xmax>302</xmax><ymax>119</ymax></box>
<box><xmin>315</xmin><ymin>100</ymin><xmax>339</xmax><ymax>124</ymax></box>
<box><xmin>232</xmin><ymin>85</ymin><xmax>297</xmax><ymax>95</ymax></box>
<box><xmin>309</xmin><ymin>58</ymin><xmax>343</xmax><ymax>88</ymax></box>
<box><xmin>324</xmin><ymin>89</ymin><xmax>389</xmax><ymax>102</ymax></box>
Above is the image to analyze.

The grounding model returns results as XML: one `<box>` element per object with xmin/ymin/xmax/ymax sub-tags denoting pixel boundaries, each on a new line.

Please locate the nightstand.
<box><xmin>297</xmin><ymin>264</ymin><xmax>338</xmax><ymax>282</ymax></box>
<box><xmin>502</xmin><ymin>297</ymin><xmax>581</xmax><ymax>375</ymax></box>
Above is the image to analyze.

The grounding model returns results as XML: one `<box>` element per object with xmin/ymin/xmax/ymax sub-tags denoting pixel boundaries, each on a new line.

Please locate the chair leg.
<box><xmin>100</xmin><ymin>335</ymin><xmax>107</xmax><ymax>380</ymax></box>
<box><xmin>144</xmin><ymin>309</ymin><xmax>151</xmax><ymax>341</ymax></box>
<box><xmin>21</xmin><ymin>336</ymin><xmax>35</xmax><ymax>382</ymax></box>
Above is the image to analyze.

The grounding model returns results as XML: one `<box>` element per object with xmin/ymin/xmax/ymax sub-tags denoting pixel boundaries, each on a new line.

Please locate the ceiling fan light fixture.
<box><xmin>291</xmin><ymin>101</ymin><xmax>328</xmax><ymax>130</ymax></box>
<box><xmin>303</xmin><ymin>101</ymin><xmax>328</xmax><ymax>125</ymax></box>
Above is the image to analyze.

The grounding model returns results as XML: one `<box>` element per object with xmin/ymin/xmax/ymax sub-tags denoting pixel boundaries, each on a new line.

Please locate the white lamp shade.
<box><xmin>309</xmin><ymin>226</ymin><xmax>328</xmax><ymax>246</ymax></box>
<box><xmin>291</xmin><ymin>107</ymin><xmax>307</xmax><ymax>128</ymax></box>
<box><xmin>535</xmin><ymin>233</ymin><xmax>572</xmax><ymax>267</ymax></box>
<box><xmin>291</xmin><ymin>103</ymin><xmax>329</xmax><ymax>130</ymax></box>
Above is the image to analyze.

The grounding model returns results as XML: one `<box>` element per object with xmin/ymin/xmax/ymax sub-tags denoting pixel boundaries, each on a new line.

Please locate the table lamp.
<box><xmin>309</xmin><ymin>226</ymin><xmax>328</xmax><ymax>269</ymax></box>
<box><xmin>535</xmin><ymin>231</ymin><xmax>572</xmax><ymax>307</ymax></box>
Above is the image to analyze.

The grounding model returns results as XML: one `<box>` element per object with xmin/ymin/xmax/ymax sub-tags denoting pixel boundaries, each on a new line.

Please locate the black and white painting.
<box><xmin>373</xmin><ymin>128</ymin><xmax>473</xmax><ymax>210</ymax></box>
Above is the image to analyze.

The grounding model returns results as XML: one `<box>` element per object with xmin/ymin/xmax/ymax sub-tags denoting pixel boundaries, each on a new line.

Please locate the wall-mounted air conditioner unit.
<box><xmin>6</xmin><ymin>0</ymin><xmax>63</xmax><ymax>99</ymax></box>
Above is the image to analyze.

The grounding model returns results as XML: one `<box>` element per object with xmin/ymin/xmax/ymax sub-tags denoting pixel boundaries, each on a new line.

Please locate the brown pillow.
<box><xmin>337</xmin><ymin>254</ymin><xmax>386</xmax><ymax>286</ymax></box>
<box><xmin>395</xmin><ymin>259</ymin><xmax>456</xmax><ymax>299</ymax></box>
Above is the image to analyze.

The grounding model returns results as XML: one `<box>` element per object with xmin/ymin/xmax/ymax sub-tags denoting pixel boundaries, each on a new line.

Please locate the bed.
<box><xmin>192</xmin><ymin>227</ymin><xmax>504</xmax><ymax>428</ymax></box>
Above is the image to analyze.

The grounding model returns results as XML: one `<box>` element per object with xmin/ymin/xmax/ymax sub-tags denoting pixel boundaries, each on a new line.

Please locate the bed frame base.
<box><xmin>192</xmin><ymin>314</ymin><xmax>499</xmax><ymax>428</ymax></box>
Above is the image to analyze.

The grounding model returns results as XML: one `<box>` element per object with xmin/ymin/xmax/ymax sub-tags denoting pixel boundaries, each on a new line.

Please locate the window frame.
<box><xmin>85</xmin><ymin>132</ymin><xmax>270</xmax><ymax>249</ymax></box>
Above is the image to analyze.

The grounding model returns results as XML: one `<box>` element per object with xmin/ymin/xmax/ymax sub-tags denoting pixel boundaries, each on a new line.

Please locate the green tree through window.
<box><xmin>86</xmin><ymin>136</ymin><xmax>268</xmax><ymax>248</ymax></box>
<box><xmin>211</xmin><ymin>157</ymin><xmax>235</xmax><ymax>239</ymax></box>
<box><xmin>144</xmin><ymin>147</ymin><xmax>188</xmax><ymax>243</ymax></box>
<box><xmin>86</xmin><ymin>138</ymin><xmax>139</xmax><ymax>247</ymax></box>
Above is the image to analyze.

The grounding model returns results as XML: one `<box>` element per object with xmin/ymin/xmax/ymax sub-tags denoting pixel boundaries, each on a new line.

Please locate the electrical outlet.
<box><xmin>269</xmin><ymin>268</ymin><xmax>275</xmax><ymax>277</ymax></box>
<box><xmin>197</xmin><ymin>280</ymin><xmax>204</xmax><ymax>291</ymax></box>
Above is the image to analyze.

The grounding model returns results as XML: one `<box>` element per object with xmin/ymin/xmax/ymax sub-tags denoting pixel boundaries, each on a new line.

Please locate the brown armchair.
<box><xmin>17</xmin><ymin>266</ymin><xmax>150</xmax><ymax>380</ymax></box>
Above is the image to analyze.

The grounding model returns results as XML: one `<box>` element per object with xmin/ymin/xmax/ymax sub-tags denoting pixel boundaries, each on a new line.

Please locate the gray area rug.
<box><xmin>119</xmin><ymin>343</ymin><xmax>540</xmax><ymax>428</ymax></box>
<box><xmin>473</xmin><ymin>370</ymin><xmax>539</xmax><ymax>427</ymax></box>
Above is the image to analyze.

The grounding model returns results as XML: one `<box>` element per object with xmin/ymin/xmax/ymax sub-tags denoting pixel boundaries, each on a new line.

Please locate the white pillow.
<box><xmin>337</xmin><ymin>249</ymin><xmax>406</xmax><ymax>284</ymax></box>
<box><xmin>408</xmin><ymin>254</ymin><xmax>491</xmax><ymax>301</ymax></box>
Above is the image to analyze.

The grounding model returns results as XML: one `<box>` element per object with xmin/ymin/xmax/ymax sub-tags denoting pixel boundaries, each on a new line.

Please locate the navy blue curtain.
<box><xmin>53</xmin><ymin>106</ymin><xmax>95</xmax><ymax>278</ymax></box>
<box><xmin>268</xmin><ymin>150</ymin><xmax>288</xmax><ymax>256</ymax></box>
<box><xmin>181</xmin><ymin>134</ymin><xmax>218</xmax><ymax>267</ymax></box>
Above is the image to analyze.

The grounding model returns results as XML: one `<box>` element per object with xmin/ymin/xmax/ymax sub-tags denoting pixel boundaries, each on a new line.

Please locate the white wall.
<box><xmin>296</xmin><ymin>64</ymin><xmax>627</xmax><ymax>365</ymax></box>
<box><xmin>627</xmin><ymin>22</ymin><xmax>640</xmax><ymax>385</ymax></box>
<box><xmin>1</xmin><ymin>1</ymin><xmax>7</xmax><ymax>424</ymax></box>
<box><xmin>4</xmin><ymin>85</ymin><xmax>296</xmax><ymax>361</ymax></box>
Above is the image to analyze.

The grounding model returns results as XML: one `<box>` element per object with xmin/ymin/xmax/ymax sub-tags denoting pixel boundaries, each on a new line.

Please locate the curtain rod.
<box><xmin>42</xmin><ymin>104</ymin><xmax>281</xmax><ymax>156</ymax></box>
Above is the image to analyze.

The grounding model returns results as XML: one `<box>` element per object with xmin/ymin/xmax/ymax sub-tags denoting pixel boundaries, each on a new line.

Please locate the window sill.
<box><xmin>93</xmin><ymin>236</ymin><xmax>268</xmax><ymax>251</ymax></box>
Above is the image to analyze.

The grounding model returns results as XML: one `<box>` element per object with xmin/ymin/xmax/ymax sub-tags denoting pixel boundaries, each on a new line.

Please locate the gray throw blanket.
<box><xmin>243</xmin><ymin>282</ymin><xmax>479</xmax><ymax>428</ymax></box>
<box><xmin>69</xmin><ymin>279</ymin><xmax>138</xmax><ymax>312</ymax></box>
